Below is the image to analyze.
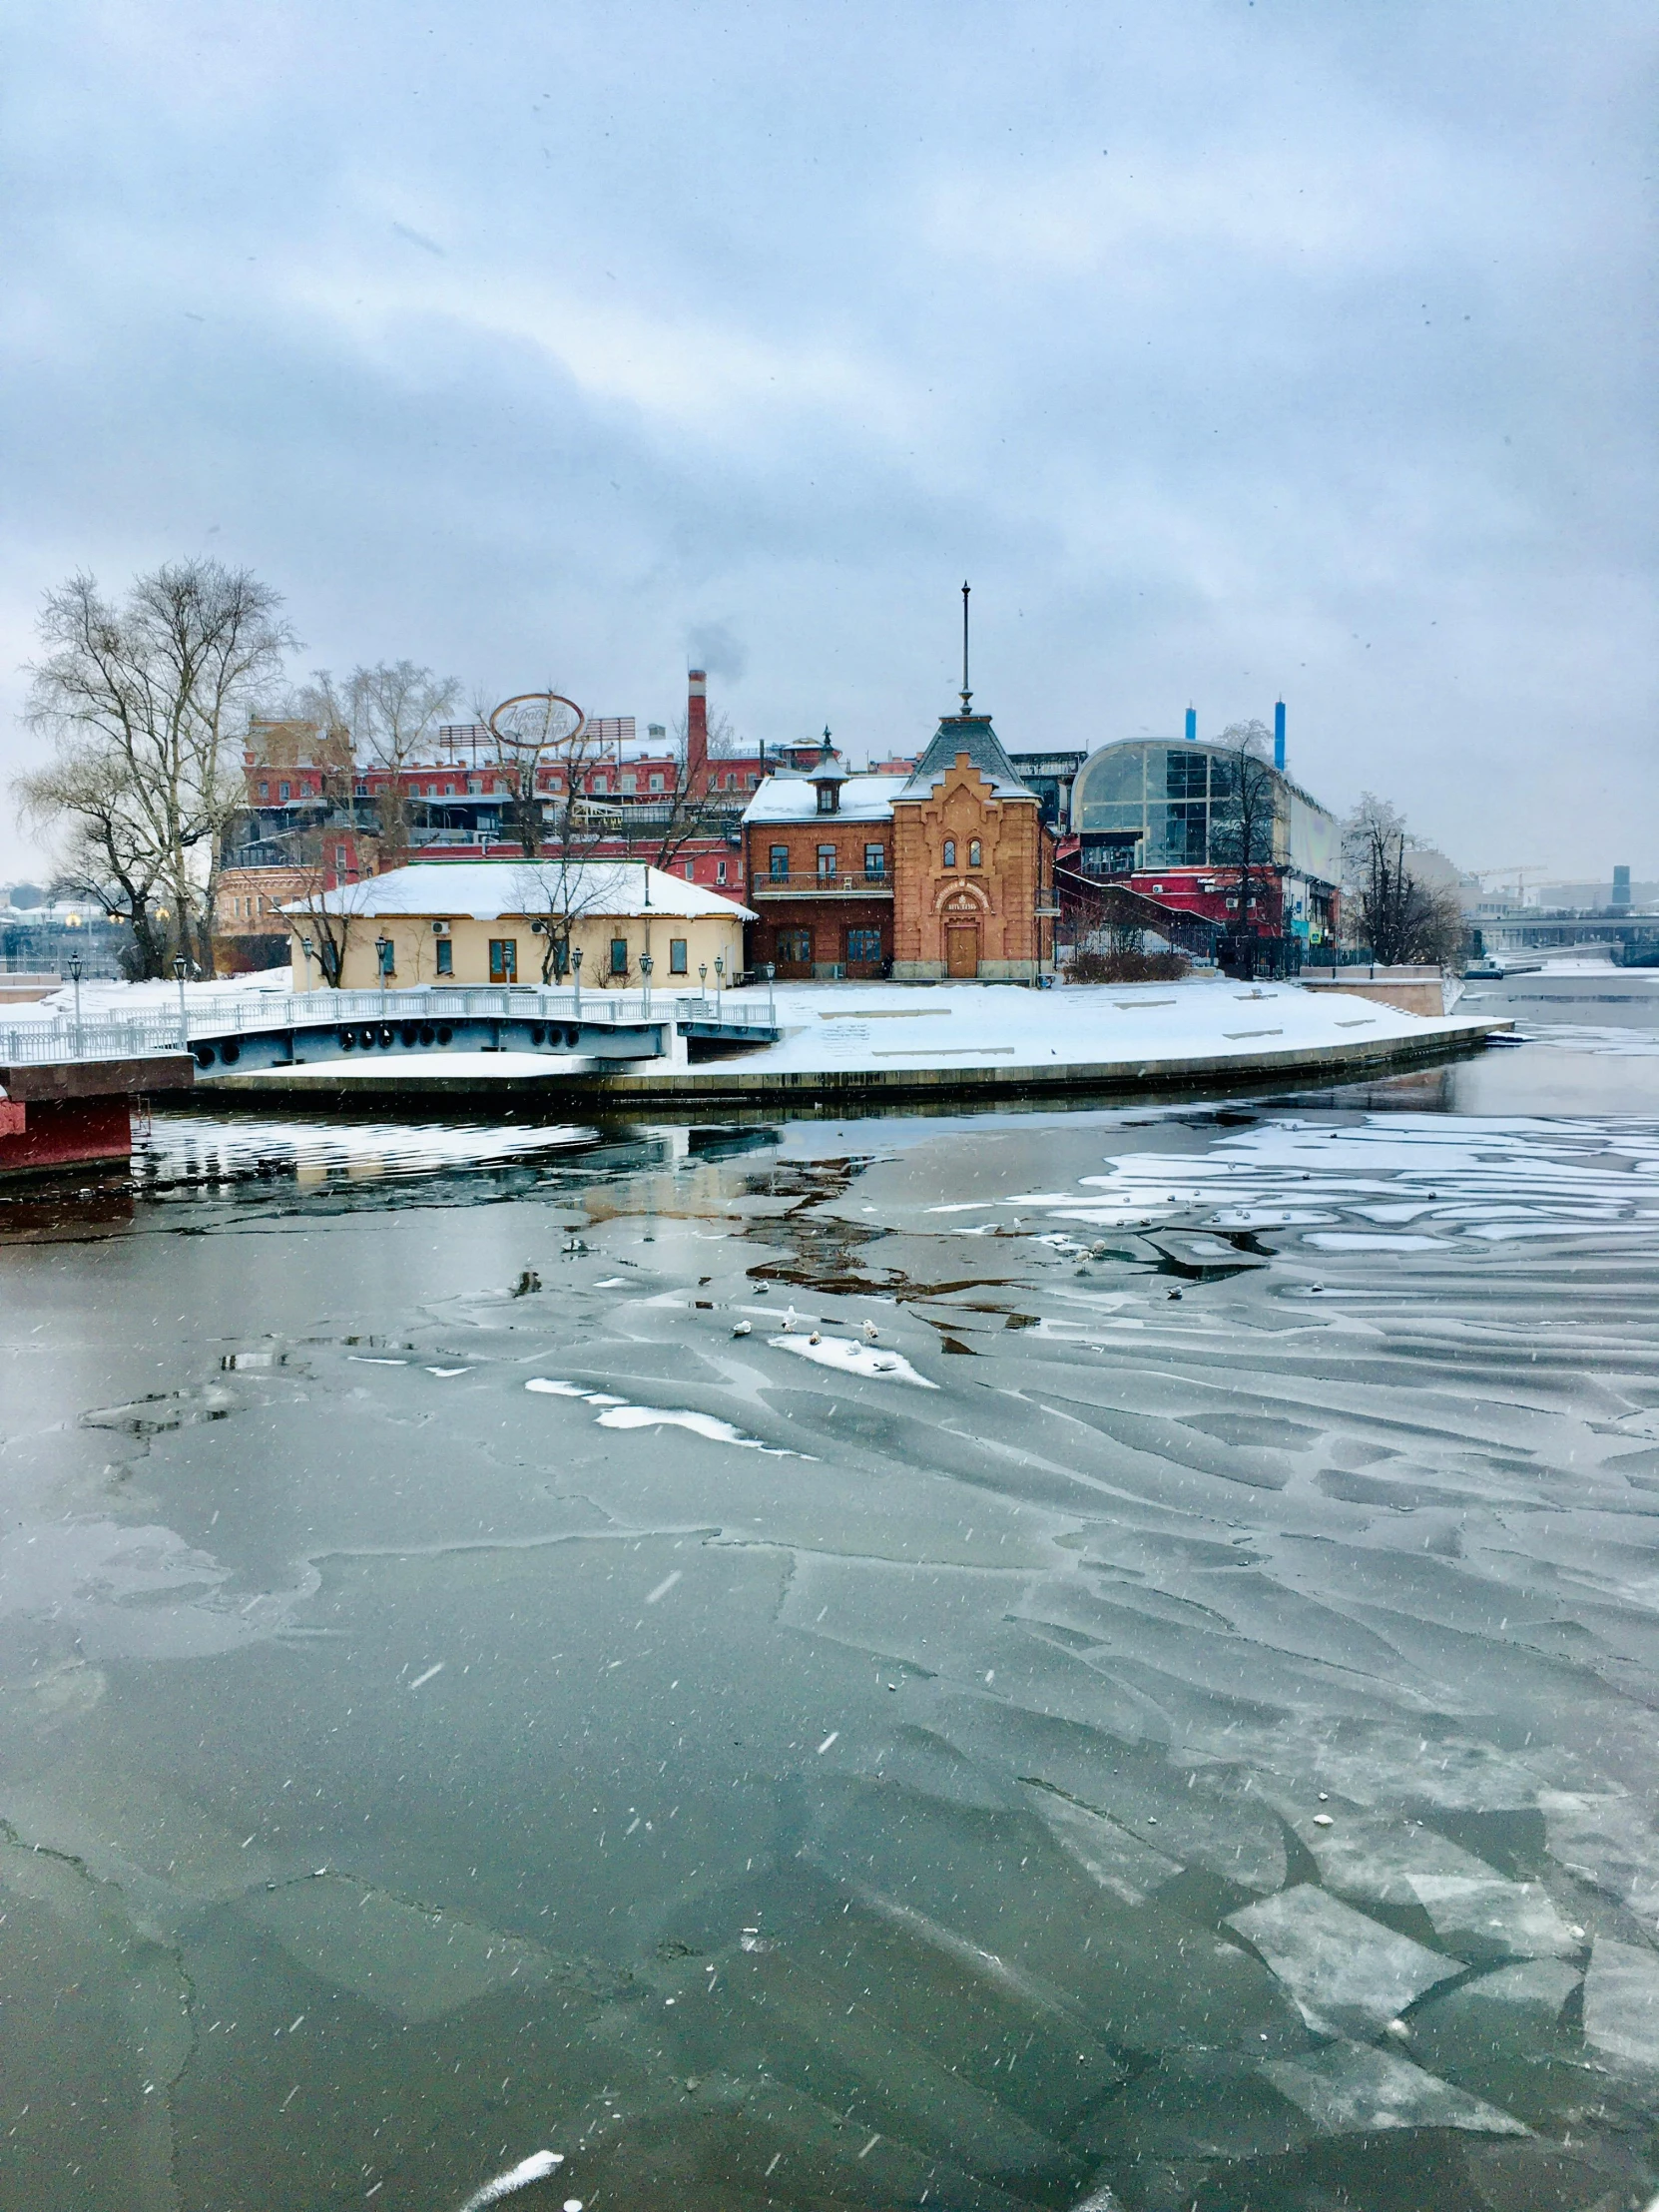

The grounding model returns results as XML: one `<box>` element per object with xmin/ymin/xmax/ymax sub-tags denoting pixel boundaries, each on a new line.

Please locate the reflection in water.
<box><xmin>1</xmin><ymin>1001</ymin><xmax>1658</xmax><ymax>2210</ymax></box>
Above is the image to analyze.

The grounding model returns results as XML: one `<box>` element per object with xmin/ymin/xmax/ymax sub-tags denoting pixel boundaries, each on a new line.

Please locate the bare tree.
<box><xmin>1209</xmin><ymin>720</ymin><xmax>1280</xmax><ymax>951</ymax></box>
<box><xmin>279</xmin><ymin>836</ymin><xmax>374</xmax><ymax>988</ymax></box>
<box><xmin>17</xmin><ymin>562</ymin><xmax>294</xmax><ymax>974</ymax></box>
<box><xmin>508</xmin><ymin>856</ymin><xmax>611</xmax><ymax>984</ymax></box>
<box><xmin>1344</xmin><ymin>793</ymin><xmax>1465</xmax><ymax>965</ymax></box>
<box><xmin>289</xmin><ymin>660</ymin><xmax>458</xmax><ymax>867</ymax></box>
<box><xmin>15</xmin><ymin>744</ymin><xmax>171</xmax><ymax>976</ymax></box>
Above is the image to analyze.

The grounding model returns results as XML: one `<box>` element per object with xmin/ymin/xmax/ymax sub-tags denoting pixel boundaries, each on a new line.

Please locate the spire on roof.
<box><xmin>960</xmin><ymin>581</ymin><xmax>972</xmax><ymax>717</ymax></box>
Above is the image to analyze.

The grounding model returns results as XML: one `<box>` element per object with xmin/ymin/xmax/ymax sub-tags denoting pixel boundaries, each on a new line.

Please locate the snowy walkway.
<box><xmin>176</xmin><ymin>971</ymin><xmax>1509</xmax><ymax>1099</ymax></box>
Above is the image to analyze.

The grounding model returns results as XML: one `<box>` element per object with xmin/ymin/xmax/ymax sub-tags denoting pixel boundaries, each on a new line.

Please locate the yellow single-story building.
<box><xmin>282</xmin><ymin>860</ymin><xmax>754</xmax><ymax>992</ymax></box>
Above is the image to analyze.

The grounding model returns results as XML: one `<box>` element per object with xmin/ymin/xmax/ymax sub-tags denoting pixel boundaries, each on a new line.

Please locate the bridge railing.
<box><xmin>0</xmin><ymin>984</ymin><xmax>774</xmax><ymax>1068</ymax></box>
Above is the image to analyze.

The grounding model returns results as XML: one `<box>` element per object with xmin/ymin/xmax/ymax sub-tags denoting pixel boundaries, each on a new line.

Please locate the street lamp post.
<box><xmin>67</xmin><ymin>952</ymin><xmax>84</xmax><ymax>1057</ymax></box>
<box><xmin>714</xmin><ymin>954</ymin><xmax>724</xmax><ymax>1021</ymax></box>
<box><xmin>764</xmin><ymin>961</ymin><xmax>776</xmax><ymax>1027</ymax></box>
<box><xmin>698</xmin><ymin>961</ymin><xmax>707</xmax><ymax>1011</ymax></box>
<box><xmin>174</xmin><ymin>955</ymin><xmax>189</xmax><ymax>1051</ymax></box>
<box><xmin>639</xmin><ymin>951</ymin><xmax>653</xmax><ymax>1023</ymax></box>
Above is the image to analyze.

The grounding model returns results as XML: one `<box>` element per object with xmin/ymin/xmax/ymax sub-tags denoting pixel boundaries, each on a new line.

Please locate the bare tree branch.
<box><xmin>17</xmin><ymin>561</ymin><xmax>294</xmax><ymax>975</ymax></box>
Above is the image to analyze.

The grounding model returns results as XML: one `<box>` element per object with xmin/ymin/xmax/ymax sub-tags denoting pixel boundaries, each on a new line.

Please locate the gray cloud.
<box><xmin>1</xmin><ymin>0</ymin><xmax>1654</xmax><ymax>871</ymax></box>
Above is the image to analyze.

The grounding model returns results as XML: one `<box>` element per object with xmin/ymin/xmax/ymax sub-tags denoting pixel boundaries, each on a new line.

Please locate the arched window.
<box><xmin>968</xmin><ymin>838</ymin><xmax>982</xmax><ymax>868</ymax></box>
<box><xmin>943</xmin><ymin>837</ymin><xmax>956</xmax><ymax>868</ymax></box>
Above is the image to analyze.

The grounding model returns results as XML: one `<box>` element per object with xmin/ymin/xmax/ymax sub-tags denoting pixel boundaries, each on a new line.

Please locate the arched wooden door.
<box><xmin>945</xmin><ymin>917</ymin><xmax>980</xmax><ymax>978</ymax></box>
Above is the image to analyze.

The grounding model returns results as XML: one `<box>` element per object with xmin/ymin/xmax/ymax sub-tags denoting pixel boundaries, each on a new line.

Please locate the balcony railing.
<box><xmin>751</xmin><ymin>870</ymin><xmax>892</xmax><ymax>896</ymax></box>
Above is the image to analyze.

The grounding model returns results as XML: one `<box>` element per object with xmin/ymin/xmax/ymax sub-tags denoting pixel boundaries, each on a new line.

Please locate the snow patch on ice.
<box><xmin>767</xmin><ymin>1335</ymin><xmax>938</xmax><ymax>1387</ymax></box>
<box><xmin>526</xmin><ymin>1379</ymin><xmax>804</xmax><ymax>1453</ymax></box>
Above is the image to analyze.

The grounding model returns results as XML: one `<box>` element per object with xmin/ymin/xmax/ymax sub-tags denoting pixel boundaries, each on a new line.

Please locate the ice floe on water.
<box><xmin>766</xmin><ymin>1333</ymin><xmax>938</xmax><ymax>1386</ymax></box>
<box><xmin>1261</xmin><ymin>2041</ymin><xmax>1530</xmax><ymax>2137</ymax></box>
<box><xmin>241</xmin><ymin>1876</ymin><xmax>558</xmax><ymax>2023</ymax></box>
<box><xmin>1293</xmin><ymin>1812</ymin><xmax>1578</xmax><ymax>1958</ymax></box>
<box><xmin>1584</xmin><ymin>1937</ymin><xmax>1659</xmax><ymax>2073</ymax></box>
<box><xmin>1039</xmin><ymin>1111</ymin><xmax>1659</xmax><ymax>1248</ymax></box>
<box><xmin>1227</xmin><ymin>1886</ymin><xmax>1464</xmax><ymax>2034</ymax></box>
<box><xmin>11</xmin><ymin>1069</ymin><xmax>1659</xmax><ymax>2212</ymax></box>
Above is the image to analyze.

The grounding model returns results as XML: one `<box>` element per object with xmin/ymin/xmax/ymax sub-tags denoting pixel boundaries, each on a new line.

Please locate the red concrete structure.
<box><xmin>0</xmin><ymin>1056</ymin><xmax>194</xmax><ymax>1181</ymax></box>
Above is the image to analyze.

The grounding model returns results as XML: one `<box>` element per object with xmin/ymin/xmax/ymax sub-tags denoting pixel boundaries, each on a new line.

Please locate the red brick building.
<box><xmin>742</xmin><ymin>712</ymin><xmax>1056</xmax><ymax>982</ymax></box>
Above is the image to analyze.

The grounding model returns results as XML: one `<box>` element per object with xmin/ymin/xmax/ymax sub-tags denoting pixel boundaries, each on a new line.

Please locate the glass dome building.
<box><xmin>1068</xmin><ymin>738</ymin><xmax>1340</xmax><ymax>946</ymax></box>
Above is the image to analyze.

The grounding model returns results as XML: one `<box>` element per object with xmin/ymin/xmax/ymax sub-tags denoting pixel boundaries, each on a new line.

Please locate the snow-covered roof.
<box><xmin>741</xmin><ymin>774</ymin><xmax>909</xmax><ymax>826</ymax></box>
<box><xmin>278</xmin><ymin>860</ymin><xmax>756</xmax><ymax>923</ymax></box>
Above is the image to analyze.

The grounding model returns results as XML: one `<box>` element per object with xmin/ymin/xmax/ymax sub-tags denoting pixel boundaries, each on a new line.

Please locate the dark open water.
<box><xmin>1</xmin><ymin>976</ymin><xmax>1656</xmax><ymax>2212</ymax></box>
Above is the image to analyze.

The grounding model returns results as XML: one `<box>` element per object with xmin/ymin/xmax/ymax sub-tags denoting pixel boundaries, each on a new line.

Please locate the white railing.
<box><xmin>0</xmin><ymin>984</ymin><xmax>773</xmax><ymax>1068</ymax></box>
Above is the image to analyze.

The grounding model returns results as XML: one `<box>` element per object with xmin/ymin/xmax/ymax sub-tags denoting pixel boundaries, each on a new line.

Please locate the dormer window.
<box><xmin>943</xmin><ymin>837</ymin><xmax>956</xmax><ymax>867</ymax></box>
<box><xmin>816</xmin><ymin>781</ymin><xmax>839</xmax><ymax>814</ymax></box>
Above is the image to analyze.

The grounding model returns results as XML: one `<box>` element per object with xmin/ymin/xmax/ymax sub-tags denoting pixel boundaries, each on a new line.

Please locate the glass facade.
<box><xmin>1073</xmin><ymin>742</ymin><xmax>1274</xmax><ymax>873</ymax></box>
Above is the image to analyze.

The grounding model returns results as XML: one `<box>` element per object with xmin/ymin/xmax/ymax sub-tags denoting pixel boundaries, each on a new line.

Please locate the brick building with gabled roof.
<box><xmin>741</xmin><ymin>708</ymin><xmax>1056</xmax><ymax>983</ymax></box>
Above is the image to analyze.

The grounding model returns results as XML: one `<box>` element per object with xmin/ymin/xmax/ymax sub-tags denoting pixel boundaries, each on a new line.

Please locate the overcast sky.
<box><xmin>2</xmin><ymin>1</ymin><xmax>1654</xmax><ymax>882</ymax></box>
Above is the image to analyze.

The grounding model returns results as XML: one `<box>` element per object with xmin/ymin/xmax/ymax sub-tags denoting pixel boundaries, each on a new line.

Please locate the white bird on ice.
<box><xmin>861</xmin><ymin>1320</ymin><xmax>878</xmax><ymax>1341</ymax></box>
<box><xmin>732</xmin><ymin>1320</ymin><xmax>752</xmax><ymax>1337</ymax></box>
<box><xmin>782</xmin><ymin>1306</ymin><xmax>798</xmax><ymax>1333</ymax></box>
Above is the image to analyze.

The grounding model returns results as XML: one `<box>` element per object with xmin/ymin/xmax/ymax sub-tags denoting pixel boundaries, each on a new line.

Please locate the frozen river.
<box><xmin>2</xmin><ymin>976</ymin><xmax>1657</xmax><ymax>2211</ymax></box>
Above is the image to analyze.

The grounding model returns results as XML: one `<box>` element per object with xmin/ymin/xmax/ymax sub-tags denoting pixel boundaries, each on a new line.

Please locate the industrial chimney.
<box><xmin>687</xmin><ymin>670</ymin><xmax>709</xmax><ymax>786</ymax></box>
<box><xmin>1274</xmin><ymin>700</ymin><xmax>1286</xmax><ymax>773</ymax></box>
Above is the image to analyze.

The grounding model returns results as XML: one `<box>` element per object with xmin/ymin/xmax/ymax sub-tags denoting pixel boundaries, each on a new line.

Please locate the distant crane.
<box><xmin>1459</xmin><ymin>862</ymin><xmax>1549</xmax><ymax>904</ymax></box>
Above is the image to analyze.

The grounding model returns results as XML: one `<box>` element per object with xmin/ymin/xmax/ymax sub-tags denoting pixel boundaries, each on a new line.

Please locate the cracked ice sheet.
<box><xmin>1227</xmin><ymin>1885</ymin><xmax>1463</xmax><ymax>2034</ymax></box>
<box><xmin>1041</xmin><ymin>1112</ymin><xmax>1659</xmax><ymax>1249</ymax></box>
<box><xmin>1583</xmin><ymin>1936</ymin><xmax>1659</xmax><ymax>2072</ymax></box>
<box><xmin>239</xmin><ymin>1876</ymin><xmax>558</xmax><ymax>2021</ymax></box>
<box><xmin>1292</xmin><ymin>1813</ymin><xmax>1577</xmax><ymax>1958</ymax></box>
<box><xmin>1262</xmin><ymin>2041</ymin><xmax>1529</xmax><ymax>2137</ymax></box>
<box><xmin>8</xmin><ymin>1081</ymin><xmax>1659</xmax><ymax>2208</ymax></box>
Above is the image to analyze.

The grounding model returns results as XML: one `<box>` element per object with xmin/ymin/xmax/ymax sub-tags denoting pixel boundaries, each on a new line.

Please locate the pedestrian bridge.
<box><xmin>0</xmin><ymin>984</ymin><xmax>780</xmax><ymax>1081</ymax></box>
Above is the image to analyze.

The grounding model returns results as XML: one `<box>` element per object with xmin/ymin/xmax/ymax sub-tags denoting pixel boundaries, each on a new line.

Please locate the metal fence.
<box><xmin>751</xmin><ymin>870</ymin><xmax>893</xmax><ymax>894</ymax></box>
<box><xmin>0</xmin><ymin>983</ymin><xmax>774</xmax><ymax>1068</ymax></box>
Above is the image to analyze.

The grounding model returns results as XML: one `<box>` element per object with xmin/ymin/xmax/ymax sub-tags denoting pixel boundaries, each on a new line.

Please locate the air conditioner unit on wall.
<box><xmin>432</xmin><ymin>919</ymin><xmax>451</xmax><ymax>935</ymax></box>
